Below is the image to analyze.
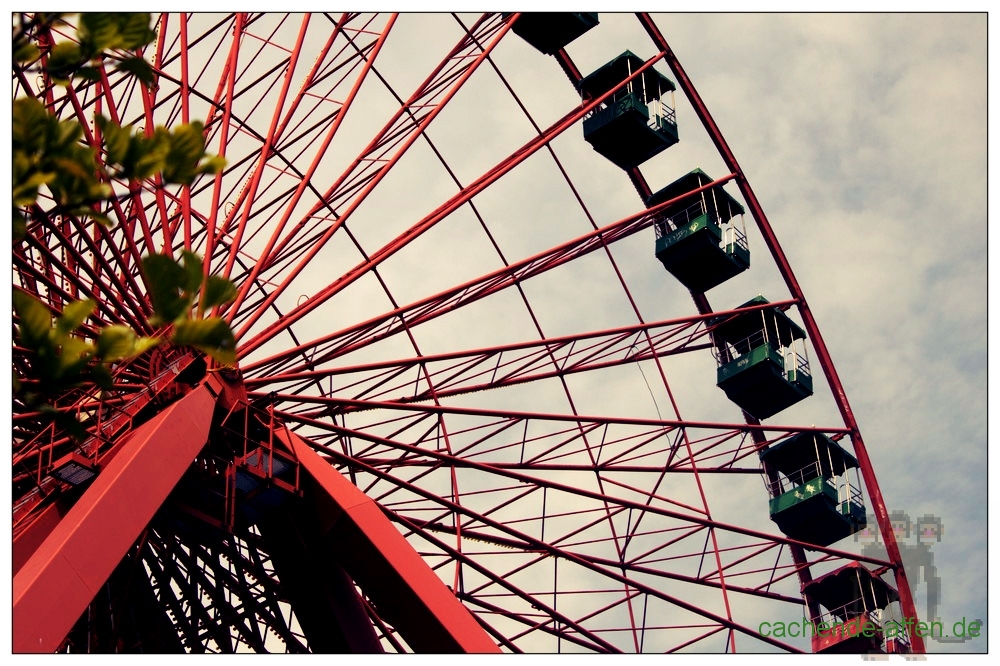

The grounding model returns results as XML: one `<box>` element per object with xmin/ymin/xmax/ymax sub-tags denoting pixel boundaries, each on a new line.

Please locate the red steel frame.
<box><xmin>633</xmin><ymin>13</ymin><xmax>924</xmax><ymax>653</ymax></box>
<box><xmin>11</xmin><ymin>12</ymin><xmax>916</xmax><ymax>653</ymax></box>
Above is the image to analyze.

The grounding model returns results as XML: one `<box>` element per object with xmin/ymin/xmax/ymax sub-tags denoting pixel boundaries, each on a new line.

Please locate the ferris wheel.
<box><xmin>12</xmin><ymin>12</ymin><xmax>924</xmax><ymax>653</ymax></box>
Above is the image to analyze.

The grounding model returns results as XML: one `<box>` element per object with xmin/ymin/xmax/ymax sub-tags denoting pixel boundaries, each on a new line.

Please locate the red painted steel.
<box><xmin>11</xmin><ymin>13</ymin><xmax>915</xmax><ymax>653</ymax></box>
<box><xmin>242</xmin><ymin>174</ymin><xmax>736</xmax><ymax>375</ymax></box>
<box><xmin>275</xmin><ymin>410</ymin><xmax>892</xmax><ymax>571</ymax></box>
<box><xmin>231</xmin><ymin>14</ymin><xmax>513</xmax><ymax>340</ymax></box>
<box><xmin>226</xmin><ymin>14</ymin><xmax>393</xmax><ymax>315</ymax></box>
<box><xmin>307</xmin><ymin>435</ymin><xmax>803</xmax><ymax>653</ymax></box>
<box><xmin>235</xmin><ymin>47</ymin><xmax>672</xmax><ymax>354</ymax></box>
<box><xmin>13</xmin><ymin>384</ymin><xmax>217</xmax><ymax>653</ymax></box>
<box><xmin>635</xmin><ymin>12</ymin><xmax>924</xmax><ymax>653</ymax></box>
<box><xmin>276</xmin><ymin>426</ymin><xmax>500</xmax><ymax>653</ymax></box>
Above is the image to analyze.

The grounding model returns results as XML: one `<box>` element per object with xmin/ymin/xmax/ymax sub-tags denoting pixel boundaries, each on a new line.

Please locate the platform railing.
<box><xmin>647</xmin><ymin>98</ymin><xmax>676</xmax><ymax>130</ymax></box>
<box><xmin>653</xmin><ymin>199</ymin><xmax>706</xmax><ymax>238</ymax></box>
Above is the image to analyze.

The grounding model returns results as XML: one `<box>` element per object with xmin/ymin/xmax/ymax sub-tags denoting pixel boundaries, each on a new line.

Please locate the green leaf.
<box><xmin>97</xmin><ymin>324</ymin><xmax>137</xmax><ymax>362</ymax></box>
<box><xmin>54</xmin><ymin>410</ymin><xmax>91</xmax><ymax>442</ymax></box>
<box><xmin>172</xmin><ymin>317</ymin><xmax>237</xmax><ymax>365</ymax></box>
<box><xmin>56</xmin><ymin>337</ymin><xmax>96</xmax><ymax>378</ymax></box>
<box><xmin>45</xmin><ymin>41</ymin><xmax>84</xmax><ymax>78</ymax></box>
<box><xmin>12</xmin><ymin>171</ymin><xmax>55</xmax><ymax>206</ymax></box>
<box><xmin>87</xmin><ymin>211</ymin><xmax>113</xmax><ymax>227</ymax></box>
<box><xmin>133</xmin><ymin>336</ymin><xmax>161</xmax><ymax>357</ymax></box>
<box><xmin>80</xmin><ymin>13</ymin><xmax>122</xmax><ymax>52</ymax></box>
<box><xmin>132</xmin><ymin>128</ymin><xmax>170</xmax><ymax>179</ymax></box>
<box><xmin>117</xmin><ymin>13</ymin><xmax>156</xmax><ymax>49</ymax></box>
<box><xmin>55</xmin><ymin>118</ymin><xmax>85</xmax><ymax>150</ymax></box>
<box><xmin>97</xmin><ymin>115</ymin><xmax>131</xmax><ymax>166</ymax></box>
<box><xmin>180</xmin><ymin>250</ymin><xmax>204</xmax><ymax>294</ymax></box>
<box><xmin>56</xmin><ymin>299</ymin><xmax>97</xmax><ymax>336</ymax></box>
<box><xmin>142</xmin><ymin>253</ymin><xmax>191</xmax><ymax>324</ymax></box>
<box><xmin>13</xmin><ymin>210</ymin><xmax>28</xmax><ymax>242</ymax></box>
<box><xmin>162</xmin><ymin>122</ymin><xmax>207</xmax><ymax>184</ymax></box>
<box><xmin>96</xmin><ymin>326</ymin><xmax>160</xmax><ymax>364</ymax></box>
<box><xmin>196</xmin><ymin>155</ymin><xmax>228</xmax><ymax>176</ymax></box>
<box><xmin>202</xmin><ymin>275</ymin><xmax>238</xmax><ymax>311</ymax></box>
<box><xmin>12</xmin><ymin>98</ymin><xmax>52</xmax><ymax>151</ymax></box>
<box><xmin>13</xmin><ymin>39</ymin><xmax>41</xmax><ymax>64</ymax></box>
<box><xmin>13</xmin><ymin>292</ymin><xmax>53</xmax><ymax>347</ymax></box>
<box><xmin>91</xmin><ymin>363</ymin><xmax>114</xmax><ymax>391</ymax></box>
<box><xmin>115</xmin><ymin>55</ymin><xmax>155</xmax><ymax>86</ymax></box>
<box><xmin>50</xmin><ymin>155</ymin><xmax>96</xmax><ymax>187</ymax></box>
<box><xmin>75</xmin><ymin>66</ymin><xmax>101</xmax><ymax>82</ymax></box>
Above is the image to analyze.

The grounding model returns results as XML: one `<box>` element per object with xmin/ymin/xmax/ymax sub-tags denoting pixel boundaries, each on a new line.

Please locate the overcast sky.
<box><xmin>5</xmin><ymin>9</ymin><xmax>989</xmax><ymax>656</ymax></box>
<box><xmin>602</xmin><ymin>12</ymin><xmax>988</xmax><ymax>653</ymax></box>
<box><xmin>653</xmin><ymin>13</ymin><xmax>987</xmax><ymax>654</ymax></box>
<box><xmin>341</xmin><ymin>11</ymin><xmax>990</xmax><ymax>653</ymax></box>
<box><xmin>351</xmin><ymin>11</ymin><xmax>989</xmax><ymax>653</ymax></box>
<box><xmin>253</xmin><ymin>11</ymin><xmax>989</xmax><ymax>653</ymax></box>
<box><xmin>649</xmin><ymin>11</ymin><xmax>988</xmax><ymax>651</ymax></box>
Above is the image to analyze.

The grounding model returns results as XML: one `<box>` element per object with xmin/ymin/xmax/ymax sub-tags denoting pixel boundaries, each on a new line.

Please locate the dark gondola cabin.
<box><xmin>505</xmin><ymin>13</ymin><xmax>599</xmax><ymax>55</ymax></box>
<box><xmin>579</xmin><ymin>51</ymin><xmax>678</xmax><ymax>169</ymax></box>
<box><xmin>712</xmin><ymin>297</ymin><xmax>813</xmax><ymax>419</ymax></box>
<box><xmin>759</xmin><ymin>432</ymin><xmax>866</xmax><ymax>546</ymax></box>
<box><xmin>803</xmin><ymin>563</ymin><xmax>910</xmax><ymax>654</ymax></box>
<box><xmin>648</xmin><ymin>169</ymin><xmax>749</xmax><ymax>292</ymax></box>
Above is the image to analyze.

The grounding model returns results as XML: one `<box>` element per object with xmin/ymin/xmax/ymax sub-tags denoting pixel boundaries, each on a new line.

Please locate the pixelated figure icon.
<box><xmin>860</xmin><ymin>653</ymin><xmax>889</xmax><ymax>661</ymax></box>
<box><xmin>889</xmin><ymin>509</ymin><xmax>911</xmax><ymax>542</ymax></box>
<box><xmin>916</xmin><ymin>514</ymin><xmax>943</xmax><ymax>546</ymax></box>
<box><xmin>856</xmin><ymin>517</ymin><xmax>880</xmax><ymax>546</ymax></box>
<box><xmin>857</xmin><ymin>511</ymin><xmax>966</xmax><ymax>645</ymax></box>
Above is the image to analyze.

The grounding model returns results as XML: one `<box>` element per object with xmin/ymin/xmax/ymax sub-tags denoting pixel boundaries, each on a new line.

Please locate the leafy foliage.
<box><xmin>142</xmin><ymin>251</ymin><xmax>238</xmax><ymax>365</ymax></box>
<box><xmin>13</xmin><ymin>251</ymin><xmax>238</xmax><ymax>413</ymax></box>
<box><xmin>12</xmin><ymin>13</ymin><xmax>226</xmax><ymax>240</ymax></box>
<box><xmin>14</xmin><ymin>13</ymin><xmax>157</xmax><ymax>85</ymax></box>
<box><xmin>12</xmin><ymin>97</ymin><xmax>112</xmax><ymax>236</ymax></box>
<box><xmin>96</xmin><ymin>116</ymin><xmax>227</xmax><ymax>186</ymax></box>
<box><xmin>13</xmin><ymin>292</ymin><xmax>159</xmax><ymax>402</ymax></box>
<box><xmin>12</xmin><ymin>13</ymin><xmax>238</xmax><ymax>438</ymax></box>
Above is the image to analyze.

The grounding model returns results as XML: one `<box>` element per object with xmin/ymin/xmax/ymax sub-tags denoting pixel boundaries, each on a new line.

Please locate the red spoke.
<box><xmin>240</xmin><ymin>175</ymin><xmax>737</xmax><ymax>374</ymax></box>
<box><xmin>12</xmin><ymin>13</ymin><xmax>918</xmax><ymax>653</ymax></box>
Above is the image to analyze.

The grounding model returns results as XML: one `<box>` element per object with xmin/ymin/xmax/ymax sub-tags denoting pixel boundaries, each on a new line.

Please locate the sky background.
<box><xmin>637</xmin><ymin>12</ymin><xmax>988</xmax><ymax>652</ymax></box>
<box><xmin>646</xmin><ymin>12</ymin><xmax>989</xmax><ymax>651</ymax></box>
<box><xmin>262</xmin><ymin>11</ymin><xmax>990</xmax><ymax>652</ymax></box>
<box><xmin>4</xmin><ymin>9</ymin><xmax>989</xmax><ymax>656</ymax></box>
<box><xmin>378</xmin><ymin>11</ymin><xmax>989</xmax><ymax>652</ymax></box>
<box><xmin>395</xmin><ymin>10</ymin><xmax>990</xmax><ymax>653</ymax></box>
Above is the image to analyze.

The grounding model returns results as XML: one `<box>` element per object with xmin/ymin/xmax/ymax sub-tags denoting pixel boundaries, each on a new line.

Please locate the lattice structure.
<box><xmin>12</xmin><ymin>13</ymin><xmax>922</xmax><ymax>653</ymax></box>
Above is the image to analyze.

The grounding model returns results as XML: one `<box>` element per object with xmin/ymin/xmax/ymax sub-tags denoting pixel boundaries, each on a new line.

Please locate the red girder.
<box><xmin>249</xmin><ymin>315</ymin><xmax>715</xmax><ymax>403</ymax></box>
<box><xmin>268</xmin><ymin>398</ymin><xmax>847</xmax><ymax>482</ymax></box>
<box><xmin>13</xmin><ymin>351</ymin><xmax>200</xmax><ymax>549</ymax></box>
<box><xmin>233</xmin><ymin>41</ymin><xmax>670</xmax><ymax>348</ymax></box>
<box><xmin>241</xmin><ymin>174</ymin><xmax>737</xmax><ymax>376</ymax></box>
<box><xmin>34</xmin><ymin>211</ymin><xmax>151</xmax><ymax>330</ymax></box>
<box><xmin>226</xmin><ymin>14</ymin><xmax>395</xmax><ymax>310</ymax></box>
<box><xmin>635</xmin><ymin>12</ymin><xmax>924</xmax><ymax>653</ymax></box>
<box><xmin>14</xmin><ymin>383</ymin><xmax>217</xmax><ymax>653</ymax></box>
<box><xmin>275</xmin><ymin>413</ymin><xmax>891</xmax><ymax>569</ymax></box>
<box><xmin>304</xmin><ymin>435</ymin><xmax>803</xmax><ymax>653</ymax></box>
<box><xmin>230</xmin><ymin>13</ymin><xmax>514</xmax><ymax>342</ymax></box>
<box><xmin>275</xmin><ymin>426</ymin><xmax>500</xmax><ymax>653</ymax></box>
<box><xmin>17</xmin><ymin>218</ymin><xmax>146</xmax><ymax>331</ymax></box>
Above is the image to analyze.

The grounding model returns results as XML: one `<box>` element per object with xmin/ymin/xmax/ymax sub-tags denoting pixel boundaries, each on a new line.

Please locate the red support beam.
<box><xmin>276</xmin><ymin>426</ymin><xmax>500</xmax><ymax>653</ymax></box>
<box><xmin>315</xmin><ymin>437</ymin><xmax>803</xmax><ymax>653</ymax></box>
<box><xmin>241</xmin><ymin>174</ymin><xmax>737</xmax><ymax>375</ymax></box>
<box><xmin>13</xmin><ymin>384</ymin><xmax>218</xmax><ymax>653</ymax></box>
<box><xmin>635</xmin><ymin>12</ymin><xmax>925</xmax><ymax>654</ymax></box>
<box><xmin>231</xmin><ymin>14</ymin><xmax>514</xmax><ymax>340</ymax></box>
